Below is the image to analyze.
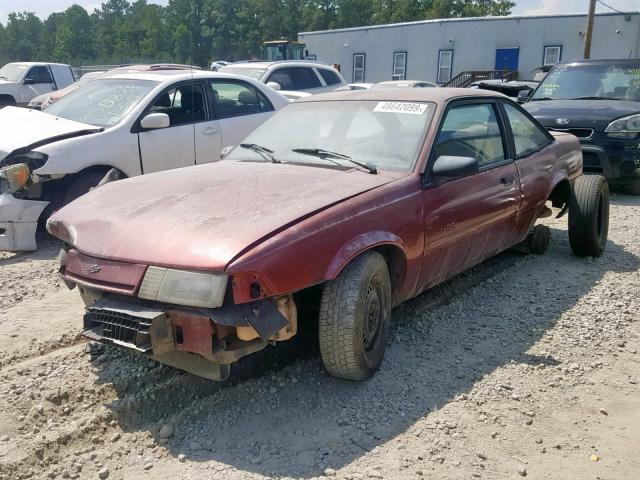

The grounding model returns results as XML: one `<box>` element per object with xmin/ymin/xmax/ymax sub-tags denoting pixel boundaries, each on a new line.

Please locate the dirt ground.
<box><xmin>0</xmin><ymin>195</ymin><xmax>638</xmax><ymax>480</ymax></box>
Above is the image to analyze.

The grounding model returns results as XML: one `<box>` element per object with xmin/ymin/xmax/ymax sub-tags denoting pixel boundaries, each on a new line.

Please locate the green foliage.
<box><xmin>0</xmin><ymin>0</ymin><xmax>513</xmax><ymax>67</ymax></box>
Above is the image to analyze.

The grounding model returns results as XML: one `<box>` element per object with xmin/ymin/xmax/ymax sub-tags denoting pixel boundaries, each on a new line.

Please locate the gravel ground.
<box><xmin>0</xmin><ymin>194</ymin><xmax>638</xmax><ymax>480</ymax></box>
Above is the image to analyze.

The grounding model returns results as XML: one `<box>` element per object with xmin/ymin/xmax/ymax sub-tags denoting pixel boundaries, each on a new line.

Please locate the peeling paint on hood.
<box><xmin>48</xmin><ymin>161</ymin><xmax>398</xmax><ymax>271</ymax></box>
<box><xmin>0</xmin><ymin>107</ymin><xmax>101</xmax><ymax>163</ymax></box>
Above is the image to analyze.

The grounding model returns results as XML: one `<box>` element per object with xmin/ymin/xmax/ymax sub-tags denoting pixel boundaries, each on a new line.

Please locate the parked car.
<box><xmin>29</xmin><ymin>64</ymin><xmax>202</xmax><ymax>111</ymax></box>
<box><xmin>47</xmin><ymin>89</ymin><xmax>609</xmax><ymax>382</ymax></box>
<box><xmin>220</xmin><ymin>60</ymin><xmax>347</xmax><ymax>94</ymax></box>
<box><xmin>522</xmin><ymin>59</ymin><xmax>640</xmax><ymax>193</ymax></box>
<box><xmin>0</xmin><ymin>70</ymin><xmax>288</xmax><ymax>251</ymax></box>
<box><xmin>210</xmin><ymin>60</ymin><xmax>230</xmax><ymax>71</ymax></box>
<box><xmin>0</xmin><ymin>62</ymin><xmax>75</xmax><ymax>107</ymax></box>
<box><xmin>370</xmin><ymin>80</ymin><xmax>438</xmax><ymax>89</ymax></box>
<box><xmin>469</xmin><ymin>79</ymin><xmax>539</xmax><ymax>102</ymax></box>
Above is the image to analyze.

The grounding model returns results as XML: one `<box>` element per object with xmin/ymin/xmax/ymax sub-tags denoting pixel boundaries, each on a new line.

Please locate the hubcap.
<box><xmin>363</xmin><ymin>282</ymin><xmax>382</xmax><ymax>352</ymax></box>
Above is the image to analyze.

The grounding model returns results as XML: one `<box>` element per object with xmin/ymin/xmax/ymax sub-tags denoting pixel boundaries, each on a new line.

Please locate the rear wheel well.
<box><xmin>0</xmin><ymin>95</ymin><xmax>16</xmax><ymax>107</ymax></box>
<box><xmin>548</xmin><ymin>179</ymin><xmax>571</xmax><ymax>216</ymax></box>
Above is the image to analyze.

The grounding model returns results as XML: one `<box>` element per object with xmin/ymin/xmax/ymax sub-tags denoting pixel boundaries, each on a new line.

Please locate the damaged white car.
<box><xmin>0</xmin><ymin>69</ymin><xmax>289</xmax><ymax>251</ymax></box>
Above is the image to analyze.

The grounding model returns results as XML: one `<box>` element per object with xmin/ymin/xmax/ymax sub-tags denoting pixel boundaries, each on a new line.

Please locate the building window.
<box><xmin>306</xmin><ymin>55</ymin><xmax>317</xmax><ymax>61</ymax></box>
<box><xmin>438</xmin><ymin>50</ymin><xmax>453</xmax><ymax>83</ymax></box>
<box><xmin>543</xmin><ymin>46</ymin><xmax>562</xmax><ymax>66</ymax></box>
<box><xmin>353</xmin><ymin>54</ymin><xmax>366</xmax><ymax>83</ymax></box>
<box><xmin>393</xmin><ymin>51</ymin><xmax>407</xmax><ymax>80</ymax></box>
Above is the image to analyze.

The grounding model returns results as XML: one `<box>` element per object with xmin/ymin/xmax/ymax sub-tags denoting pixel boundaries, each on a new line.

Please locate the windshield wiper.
<box><xmin>0</xmin><ymin>76</ymin><xmax>7</xmax><ymax>80</ymax></box>
<box><xmin>570</xmin><ymin>96</ymin><xmax>617</xmax><ymax>100</ymax></box>
<box><xmin>291</xmin><ymin>148</ymin><xmax>378</xmax><ymax>174</ymax></box>
<box><xmin>239</xmin><ymin>143</ymin><xmax>281</xmax><ymax>163</ymax></box>
<box><xmin>530</xmin><ymin>97</ymin><xmax>553</xmax><ymax>101</ymax></box>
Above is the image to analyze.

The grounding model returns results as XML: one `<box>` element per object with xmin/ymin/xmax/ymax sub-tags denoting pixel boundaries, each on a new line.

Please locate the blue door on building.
<box><xmin>495</xmin><ymin>48</ymin><xmax>519</xmax><ymax>71</ymax></box>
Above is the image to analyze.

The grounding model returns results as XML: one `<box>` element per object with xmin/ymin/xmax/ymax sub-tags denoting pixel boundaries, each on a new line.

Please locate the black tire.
<box><xmin>318</xmin><ymin>251</ymin><xmax>391</xmax><ymax>381</ymax></box>
<box><xmin>568</xmin><ymin>175</ymin><xmax>609</xmax><ymax>257</ymax></box>
<box><xmin>63</xmin><ymin>171</ymin><xmax>107</xmax><ymax>206</ymax></box>
<box><xmin>528</xmin><ymin>225</ymin><xmax>551</xmax><ymax>255</ymax></box>
<box><xmin>625</xmin><ymin>179</ymin><xmax>640</xmax><ymax>195</ymax></box>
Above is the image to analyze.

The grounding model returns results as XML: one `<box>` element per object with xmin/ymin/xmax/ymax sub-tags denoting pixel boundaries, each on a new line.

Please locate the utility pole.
<box><xmin>583</xmin><ymin>0</ymin><xmax>596</xmax><ymax>59</ymax></box>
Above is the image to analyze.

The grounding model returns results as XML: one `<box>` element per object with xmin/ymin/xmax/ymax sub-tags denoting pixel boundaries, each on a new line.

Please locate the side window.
<box><xmin>503</xmin><ymin>103</ymin><xmax>551</xmax><ymax>158</ymax></box>
<box><xmin>26</xmin><ymin>66</ymin><xmax>53</xmax><ymax>84</ymax></box>
<box><xmin>317</xmin><ymin>68</ymin><xmax>341</xmax><ymax>86</ymax></box>
<box><xmin>267</xmin><ymin>67</ymin><xmax>321</xmax><ymax>90</ymax></box>
<box><xmin>148</xmin><ymin>83</ymin><xmax>206</xmax><ymax>127</ymax></box>
<box><xmin>210</xmin><ymin>80</ymin><xmax>274</xmax><ymax>119</ymax></box>
<box><xmin>434</xmin><ymin>103</ymin><xmax>505</xmax><ymax>169</ymax></box>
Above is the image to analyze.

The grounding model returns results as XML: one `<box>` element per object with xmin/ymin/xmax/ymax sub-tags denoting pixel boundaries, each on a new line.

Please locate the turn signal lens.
<box><xmin>0</xmin><ymin>163</ymin><xmax>30</xmax><ymax>194</ymax></box>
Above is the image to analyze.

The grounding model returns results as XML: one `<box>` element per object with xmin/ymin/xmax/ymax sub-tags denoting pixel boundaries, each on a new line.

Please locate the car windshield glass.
<box><xmin>45</xmin><ymin>79</ymin><xmax>157</xmax><ymax>127</ymax></box>
<box><xmin>225</xmin><ymin>100</ymin><xmax>434</xmax><ymax>172</ymax></box>
<box><xmin>219</xmin><ymin>66</ymin><xmax>267</xmax><ymax>81</ymax></box>
<box><xmin>531</xmin><ymin>63</ymin><xmax>640</xmax><ymax>101</ymax></box>
<box><xmin>0</xmin><ymin>63</ymin><xmax>28</xmax><ymax>82</ymax></box>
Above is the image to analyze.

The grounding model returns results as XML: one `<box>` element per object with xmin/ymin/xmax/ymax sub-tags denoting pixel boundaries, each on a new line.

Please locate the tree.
<box><xmin>3</xmin><ymin>12</ymin><xmax>44</xmax><ymax>60</ymax></box>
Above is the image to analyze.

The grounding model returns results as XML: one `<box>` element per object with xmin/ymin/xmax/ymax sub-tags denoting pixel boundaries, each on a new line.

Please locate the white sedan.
<box><xmin>0</xmin><ymin>69</ymin><xmax>289</xmax><ymax>251</ymax></box>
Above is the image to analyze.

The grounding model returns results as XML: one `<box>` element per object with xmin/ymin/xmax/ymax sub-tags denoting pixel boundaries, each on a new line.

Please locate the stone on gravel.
<box><xmin>98</xmin><ymin>467</ymin><xmax>109</xmax><ymax>479</ymax></box>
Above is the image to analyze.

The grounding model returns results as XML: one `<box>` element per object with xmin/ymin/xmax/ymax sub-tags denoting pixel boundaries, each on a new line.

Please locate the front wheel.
<box><xmin>568</xmin><ymin>175</ymin><xmax>609</xmax><ymax>257</ymax></box>
<box><xmin>625</xmin><ymin>179</ymin><xmax>640</xmax><ymax>195</ymax></box>
<box><xmin>318</xmin><ymin>251</ymin><xmax>391</xmax><ymax>381</ymax></box>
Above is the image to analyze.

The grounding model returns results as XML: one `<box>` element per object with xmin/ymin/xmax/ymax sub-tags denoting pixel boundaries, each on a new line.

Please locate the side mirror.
<box><xmin>517</xmin><ymin>90</ymin><xmax>531</xmax><ymax>103</ymax></box>
<box><xmin>221</xmin><ymin>146</ymin><xmax>234</xmax><ymax>159</ymax></box>
<box><xmin>23</xmin><ymin>77</ymin><xmax>36</xmax><ymax>85</ymax></box>
<box><xmin>432</xmin><ymin>155</ymin><xmax>479</xmax><ymax>179</ymax></box>
<box><xmin>140</xmin><ymin>112</ymin><xmax>170</xmax><ymax>130</ymax></box>
<box><xmin>266</xmin><ymin>81</ymin><xmax>281</xmax><ymax>91</ymax></box>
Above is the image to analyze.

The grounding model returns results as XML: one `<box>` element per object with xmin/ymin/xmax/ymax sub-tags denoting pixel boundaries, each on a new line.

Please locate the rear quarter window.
<box><xmin>317</xmin><ymin>68</ymin><xmax>342</xmax><ymax>86</ymax></box>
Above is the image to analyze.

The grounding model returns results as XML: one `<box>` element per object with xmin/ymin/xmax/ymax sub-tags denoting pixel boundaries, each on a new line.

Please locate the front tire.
<box><xmin>63</xmin><ymin>171</ymin><xmax>107</xmax><ymax>206</ymax></box>
<box><xmin>625</xmin><ymin>179</ymin><xmax>640</xmax><ymax>195</ymax></box>
<box><xmin>318</xmin><ymin>251</ymin><xmax>391</xmax><ymax>381</ymax></box>
<box><xmin>568</xmin><ymin>175</ymin><xmax>609</xmax><ymax>257</ymax></box>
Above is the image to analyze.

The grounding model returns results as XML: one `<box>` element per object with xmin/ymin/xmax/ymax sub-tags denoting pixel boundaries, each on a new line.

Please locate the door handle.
<box><xmin>500</xmin><ymin>175</ymin><xmax>516</xmax><ymax>186</ymax></box>
<box><xmin>202</xmin><ymin>126</ymin><xmax>219</xmax><ymax>135</ymax></box>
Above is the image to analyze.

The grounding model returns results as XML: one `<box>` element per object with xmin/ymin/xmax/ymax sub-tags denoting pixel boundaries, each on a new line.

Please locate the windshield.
<box><xmin>226</xmin><ymin>100</ymin><xmax>434</xmax><ymax>172</ymax></box>
<box><xmin>46</xmin><ymin>79</ymin><xmax>157</xmax><ymax>128</ymax></box>
<box><xmin>0</xmin><ymin>63</ymin><xmax>28</xmax><ymax>82</ymax></box>
<box><xmin>531</xmin><ymin>63</ymin><xmax>640</xmax><ymax>101</ymax></box>
<box><xmin>219</xmin><ymin>66</ymin><xmax>267</xmax><ymax>81</ymax></box>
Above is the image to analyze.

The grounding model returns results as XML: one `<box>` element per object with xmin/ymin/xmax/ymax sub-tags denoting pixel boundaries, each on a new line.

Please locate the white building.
<box><xmin>298</xmin><ymin>12</ymin><xmax>640</xmax><ymax>85</ymax></box>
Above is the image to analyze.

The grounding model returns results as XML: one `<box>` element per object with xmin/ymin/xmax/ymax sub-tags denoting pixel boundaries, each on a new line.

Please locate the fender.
<box><xmin>324</xmin><ymin>231</ymin><xmax>409</xmax><ymax>281</ymax></box>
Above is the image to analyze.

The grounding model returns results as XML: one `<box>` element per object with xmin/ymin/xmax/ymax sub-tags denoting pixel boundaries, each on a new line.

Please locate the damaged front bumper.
<box><xmin>81</xmin><ymin>295</ymin><xmax>297</xmax><ymax>381</ymax></box>
<box><xmin>0</xmin><ymin>193</ymin><xmax>48</xmax><ymax>251</ymax></box>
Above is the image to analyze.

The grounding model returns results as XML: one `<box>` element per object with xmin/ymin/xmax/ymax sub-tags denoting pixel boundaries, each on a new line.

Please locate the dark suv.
<box><xmin>523</xmin><ymin>59</ymin><xmax>640</xmax><ymax>193</ymax></box>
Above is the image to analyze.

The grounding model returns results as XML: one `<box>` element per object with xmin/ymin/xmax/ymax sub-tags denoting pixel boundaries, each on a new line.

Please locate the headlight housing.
<box><xmin>138</xmin><ymin>266</ymin><xmax>227</xmax><ymax>308</ymax></box>
<box><xmin>605</xmin><ymin>113</ymin><xmax>640</xmax><ymax>139</ymax></box>
<box><xmin>0</xmin><ymin>163</ymin><xmax>30</xmax><ymax>194</ymax></box>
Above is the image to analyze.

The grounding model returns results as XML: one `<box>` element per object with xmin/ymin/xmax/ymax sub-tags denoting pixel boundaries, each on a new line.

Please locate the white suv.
<box><xmin>220</xmin><ymin>61</ymin><xmax>347</xmax><ymax>94</ymax></box>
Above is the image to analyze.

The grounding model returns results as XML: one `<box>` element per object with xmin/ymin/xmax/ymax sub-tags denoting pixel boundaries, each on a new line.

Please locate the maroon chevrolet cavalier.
<box><xmin>47</xmin><ymin>89</ymin><xmax>609</xmax><ymax>381</ymax></box>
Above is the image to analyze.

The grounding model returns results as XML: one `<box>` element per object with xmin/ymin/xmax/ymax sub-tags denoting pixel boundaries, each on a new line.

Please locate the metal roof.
<box><xmin>299</xmin><ymin>11</ymin><xmax>639</xmax><ymax>36</ymax></box>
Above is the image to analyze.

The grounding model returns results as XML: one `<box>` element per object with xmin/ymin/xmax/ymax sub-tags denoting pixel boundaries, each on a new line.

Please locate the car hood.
<box><xmin>48</xmin><ymin>161</ymin><xmax>398</xmax><ymax>271</ymax></box>
<box><xmin>0</xmin><ymin>107</ymin><xmax>101</xmax><ymax>163</ymax></box>
<box><xmin>524</xmin><ymin>99</ymin><xmax>640</xmax><ymax>130</ymax></box>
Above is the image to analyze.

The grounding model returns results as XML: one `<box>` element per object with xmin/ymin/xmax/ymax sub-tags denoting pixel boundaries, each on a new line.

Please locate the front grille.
<box><xmin>547</xmin><ymin>127</ymin><xmax>595</xmax><ymax>139</ymax></box>
<box><xmin>84</xmin><ymin>308</ymin><xmax>153</xmax><ymax>351</ymax></box>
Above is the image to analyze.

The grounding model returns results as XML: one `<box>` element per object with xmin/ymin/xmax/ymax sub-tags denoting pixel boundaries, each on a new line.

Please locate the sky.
<box><xmin>0</xmin><ymin>0</ymin><xmax>638</xmax><ymax>24</ymax></box>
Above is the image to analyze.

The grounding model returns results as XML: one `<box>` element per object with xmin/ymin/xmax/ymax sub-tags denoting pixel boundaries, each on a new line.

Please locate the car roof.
<box><xmin>555</xmin><ymin>58</ymin><xmax>640</xmax><ymax>66</ymax></box>
<box><xmin>297</xmin><ymin>88</ymin><xmax>503</xmax><ymax>105</ymax></box>
<box><xmin>227</xmin><ymin>60</ymin><xmax>333</xmax><ymax>69</ymax></box>
<box><xmin>102</xmin><ymin>70</ymin><xmax>266</xmax><ymax>83</ymax></box>
<box><xmin>6</xmin><ymin>62</ymin><xmax>69</xmax><ymax>67</ymax></box>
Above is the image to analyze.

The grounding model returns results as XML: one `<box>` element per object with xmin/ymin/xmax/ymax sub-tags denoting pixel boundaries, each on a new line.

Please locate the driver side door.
<box><xmin>21</xmin><ymin>66</ymin><xmax>55</xmax><ymax>104</ymax></box>
<box><xmin>418</xmin><ymin>100</ymin><xmax>521</xmax><ymax>291</ymax></box>
<box><xmin>137</xmin><ymin>82</ymin><xmax>205</xmax><ymax>174</ymax></box>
